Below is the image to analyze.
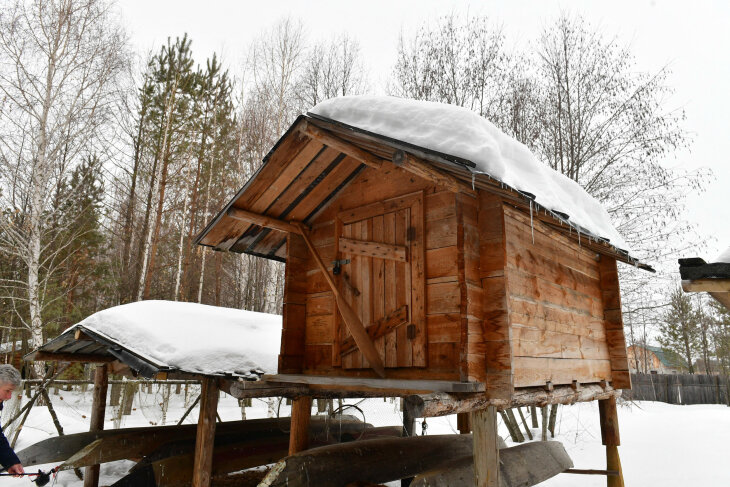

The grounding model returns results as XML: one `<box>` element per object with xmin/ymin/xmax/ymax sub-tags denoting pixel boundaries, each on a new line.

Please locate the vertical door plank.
<box><xmin>384</xmin><ymin>211</ymin><xmax>397</xmax><ymax>367</ymax></box>
<box><xmin>410</xmin><ymin>195</ymin><xmax>427</xmax><ymax>367</ymax></box>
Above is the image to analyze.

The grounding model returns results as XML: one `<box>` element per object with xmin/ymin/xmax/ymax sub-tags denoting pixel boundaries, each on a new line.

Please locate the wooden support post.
<box><xmin>516</xmin><ymin>407</ymin><xmax>533</xmax><ymax>440</ymax></box>
<box><xmin>192</xmin><ymin>378</ymin><xmax>219</xmax><ymax>487</ymax></box>
<box><xmin>530</xmin><ymin>405</ymin><xmax>538</xmax><ymax>428</ymax></box>
<box><xmin>401</xmin><ymin>405</ymin><xmax>416</xmax><ymax>486</ymax></box>
<box><xmin>457</xmin><ymin>412</ymin><xmax>471</xmax><ymax>434</ymax></box>
<box><xmin>288</xmin><ymin>395</ymin><xmax>312</xmax><ymax>455</ymax></box>
<box><xmin>471</xmin><ymin>406</ymin><xmax>499</xmax><ymax>487</ymax></box>
<box><xmin>541</xmin><ymin>406</ymin><xmax>548</xmax><ymax>441</ymax></box>
<box><xmin>598</xmin><ymin>396</ymin><xmax>625</xmax><ymax>487</ymax></box>
<box><xmin>83</xmin><ymin>365</ymin><xmax>108</xmax><ymax>487</ymax></box>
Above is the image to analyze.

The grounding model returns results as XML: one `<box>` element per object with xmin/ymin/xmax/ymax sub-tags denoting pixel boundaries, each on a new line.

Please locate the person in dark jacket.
<box><xmin>0</xmin><ymin>364</ymin><xmax>24</xmax><ymax>476</ymax></box>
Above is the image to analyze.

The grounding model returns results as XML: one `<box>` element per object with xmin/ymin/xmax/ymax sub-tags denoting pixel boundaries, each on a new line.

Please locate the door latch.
<box><xmin>331</xmin><ymin>259</ymin><xmax>350</xmax><ymax>275</ymax></box>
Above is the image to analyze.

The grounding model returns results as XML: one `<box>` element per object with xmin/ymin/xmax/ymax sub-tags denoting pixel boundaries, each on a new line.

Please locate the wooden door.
<box><xmin>334</xmin><ymin>191</ymin><xmax>426</xmax><ymax>369</ymax></box>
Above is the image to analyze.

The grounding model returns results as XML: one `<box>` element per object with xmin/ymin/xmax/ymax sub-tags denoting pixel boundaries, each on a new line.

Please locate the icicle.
<box><xmin>471</xmin><ymin>172</ymin><xmax>476</xmax><ymax>190</ymax></box>
<box><xmin>529</xmin><ymin>201</ymin><xmax>535</xmax><ymax>244</ymax></box>
<box><xmin>577</xmin><ymin>228</ymin><xmax>581</xmax><ymax>246</ymax></box>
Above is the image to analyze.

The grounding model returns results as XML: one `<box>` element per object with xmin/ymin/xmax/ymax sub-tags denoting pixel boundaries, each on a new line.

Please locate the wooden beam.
<box><xmin>263</xmin><ymin>374</ymin><xmax>485</xmax><ymax>393</ymax></box>
<box><xmin>294</xmin><ymin>222</ymin><xmax>386</xmax><ymax>377</ymax></box>
<box><xmin>564</xmin><ymin>469</ymin><xmax>619</xmax><ymax>476</ymax></box>
<box><xmin>404</xmin><ymin>383</ymin><xmax>619</xmax><ymax>418</ymax></box>
<box><xmin>300</xmin><ymin>122</ymin><xmax>383</xmax><ymax>169</ymax></box>
<box><xmin>339</xmin><ymin>237</ymin><xmax>407</xmax><ymax>262</ymax></box>
<box><xmin>192</xmin><ymin>377</ymin><xmax>219</xmax><ymax>487</ymax></box>
<box><xmin>289</xmin><ymin>395</ymin><xmax>312</xmax><ymax>455</ymax></box>
<box><xmin>226</xmin><ymin>207</ymin><xmax>305</xmax><ymax>235</ymax></box>
<box><xmin>340</xmin><ymin>306</ymin><xmax>408</xmax><ymax>356</ymax></box>
<box><xmin>682</xmin><ymin>279</ymin><xmax>730</xmax><ymax>293</ymax></box>
<box><xmin>25</xmin><ymin>351</ymin><xmax>115</xmax><ymax>363</ymax></box>
<box><xmin>598</xmin><ymin>396</ymin><xmax>624</xmax><ymax>487</ymax></box>
<box><xmin>471</xmin><ymin>406</ymin><xmax>499</xmax><ymax>487</ymax></box>
<box><xmin>83</xmin><ymin>365</ymin><xmax>108</xmax><ymax>487</ymax></box>
<box><xmin>394</xmin><ymin>151</ymin><xmax>476</xmax><ymax>197</ymax></box>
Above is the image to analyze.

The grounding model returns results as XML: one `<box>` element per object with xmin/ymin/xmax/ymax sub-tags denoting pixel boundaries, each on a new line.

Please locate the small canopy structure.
<box><xmin>679</xmin><ymin>245</ymin><xmax>730</xmax><ymax>310</ymax></box>
<box><xmin>26</xmin><ymin>300</ymin><xmax>281</xmax><ymax>380</ymax></box>
<box><xmin>25</xmin><ymin>300</ymin><xmax>282</xmax><ymax>487</ymax></box>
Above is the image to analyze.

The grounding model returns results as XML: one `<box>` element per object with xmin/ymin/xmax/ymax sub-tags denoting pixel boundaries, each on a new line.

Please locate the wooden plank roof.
<box><xmin>196</xmin><ymin>114</ymin><xmax>653</xmax><ymax>271</ymax></box>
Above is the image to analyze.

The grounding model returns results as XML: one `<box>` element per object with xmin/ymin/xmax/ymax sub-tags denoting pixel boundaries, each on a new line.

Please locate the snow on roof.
<box><xmin>310</xmin><ymin>95</ymin><xmax>630</xmax><ymax>252</ymax></box>
<box><xmin>715</xmin><ymin>246</ymin><xmax>730</xmax><ymax>264</ymax></box>
<box><xmin>72</xmin><ymin>300</ymin><xmax>281</xmax><ymax>378</ymax></box>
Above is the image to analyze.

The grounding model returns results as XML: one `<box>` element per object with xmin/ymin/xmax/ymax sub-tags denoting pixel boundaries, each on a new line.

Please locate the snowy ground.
<box><xmin>2</xmin><ymin>385</ymin><xmax>728</xmax><ymax>486</ymax></box>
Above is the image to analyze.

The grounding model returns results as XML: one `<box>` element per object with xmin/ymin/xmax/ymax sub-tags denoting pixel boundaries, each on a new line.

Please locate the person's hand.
<box><xmin>8</xmin><ymin>463</ymin><xmax>24</xmax><ymax>476</ymax></box>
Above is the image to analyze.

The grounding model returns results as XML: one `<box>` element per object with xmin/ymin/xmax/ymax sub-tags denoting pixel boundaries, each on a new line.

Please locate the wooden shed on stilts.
<box><xmin>197</xmin><ymin>96</ymin><xmax>653</xmax><ymax>486</ymax></box>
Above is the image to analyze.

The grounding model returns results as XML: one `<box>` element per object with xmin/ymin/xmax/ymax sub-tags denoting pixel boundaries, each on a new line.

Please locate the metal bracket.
<box><xmin>331</xmin><ymin>259</ymin><xmax>350</xmax><ymax>275</ymax></box>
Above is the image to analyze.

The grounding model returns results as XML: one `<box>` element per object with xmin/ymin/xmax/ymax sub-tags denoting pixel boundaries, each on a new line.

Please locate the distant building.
<box><xmin>627</xmin><ymin>344</ymin><xmax>687</xmax><ymax>374</ymax></box>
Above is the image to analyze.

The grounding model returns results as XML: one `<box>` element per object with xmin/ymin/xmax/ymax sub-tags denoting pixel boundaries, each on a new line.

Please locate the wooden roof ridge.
<box><xmin>195</xmin><ymin>113</ymin><xmax>653</xmax><ymax>272</ymax></box>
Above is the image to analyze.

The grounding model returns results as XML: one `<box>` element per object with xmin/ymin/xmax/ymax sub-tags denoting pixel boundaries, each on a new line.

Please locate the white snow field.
<box><xmin>311</xmin><ymin>95</ymin><xmax>630</xmax><ymax>252</ymax></box>
<box><xmin>3</xmin><ymin>389</ymin><xmax>728</xmax><ymax>486</ymax></box>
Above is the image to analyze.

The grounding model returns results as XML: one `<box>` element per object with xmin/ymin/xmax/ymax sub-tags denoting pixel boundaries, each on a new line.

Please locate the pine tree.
<box><xmin>659</xmin><ymin>287</ymin><xmax>699</xmax><ymax>373</ymax></box>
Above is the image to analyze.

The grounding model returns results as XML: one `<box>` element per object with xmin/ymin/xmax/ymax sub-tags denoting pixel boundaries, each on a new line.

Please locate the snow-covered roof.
<box><xmin>46</xmin><ymin>301</ymin><xmax>281</xmax><ymax>379</ymax></box>
<box><xmin>311</xmin><ymin>95</ymin><xmax>629</xmax><ymax>252</ymax></box>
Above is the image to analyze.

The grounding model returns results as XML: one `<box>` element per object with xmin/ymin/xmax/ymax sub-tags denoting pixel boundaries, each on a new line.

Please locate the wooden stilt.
<box><xmin>457</xmin><ymin>412</ymin><xmax>471</xmax><ymax>434</ymax></box>
<box><xmin>192</xmin><ymin>377</ymin><xmax>219</xmax><ymax>487</ymax></box>
<box><xmin>598</xmin><ymin>396</ymin><xmax>625</xmax><ymax>487</ymax></box>
<box><xmin>471</xmin><ymin>406</ymin><xmax>499</xmax><ymax>487</ymax></box>
<box><xmin>83</xmin><ymin>364</ymin><xmax>108</xmax><ymax>487</ymax></box>
<box><xmin>401</xmin><ymin>406</ymin><xmax>416</xmax><ymax>486</ymax></box>
<box><xmin>288</xmin><ymin>395</ymin><xmax>312</xmax><ymax>455</ymax></box>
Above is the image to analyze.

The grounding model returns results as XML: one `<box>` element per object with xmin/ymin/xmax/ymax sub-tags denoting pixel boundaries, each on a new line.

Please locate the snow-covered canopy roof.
<box><xmin>311</xmin><ymin>96</ymin><xmax>629</xmax><ymax>252</ymax></box>
<box><xmin>29</xmin><ymin>301</ymin><xmax>281</xmax><ymax>379</ymax></box>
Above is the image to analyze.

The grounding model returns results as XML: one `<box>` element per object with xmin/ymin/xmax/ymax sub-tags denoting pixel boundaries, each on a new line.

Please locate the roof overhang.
<box><xmin>196</xmin><ymin>114</ymin><xmax>653</xmax><ymax>271</ymax></box>
<box><xmin>679</xmin><ymin>258</ymin><xmax>730</xmax><ymax>309</ymax></box>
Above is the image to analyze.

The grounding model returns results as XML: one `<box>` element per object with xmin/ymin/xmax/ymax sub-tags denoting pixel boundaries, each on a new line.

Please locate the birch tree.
<box><xmin>0</xmin><ymin>0</ymin><xmax>128</xmax><ymax>360</ymax></box>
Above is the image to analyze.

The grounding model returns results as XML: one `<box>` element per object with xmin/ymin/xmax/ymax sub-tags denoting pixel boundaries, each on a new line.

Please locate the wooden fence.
<box><xmin>623</xmin><ymin>373</ymin><xmax>730</xmax><ymax>405</ymax></box>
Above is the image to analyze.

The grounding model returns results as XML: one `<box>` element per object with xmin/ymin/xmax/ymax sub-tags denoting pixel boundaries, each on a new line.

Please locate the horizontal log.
<box><xmin>262</xmin><ymin>374</ymin><xmax>485</xmax><ymax>393</ymax></box>
<box><xmin>404</xmin><ymin>384</ymin><xmax>621</xmax><ymax>418</ymax></box>
<box><xmin>412</xmin><ymin>441</ymin><xmax>573</xmax><ymax>487</ymax></box>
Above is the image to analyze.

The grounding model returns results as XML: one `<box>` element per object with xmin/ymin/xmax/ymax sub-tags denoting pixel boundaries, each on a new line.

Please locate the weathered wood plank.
<box><xmin>513</xmin><ymin>357</ymin><xmax>612</xmax><ymax>388</ymax></box>
<box><xmin>340</xmin><ymin>306</ymin><xmax>408</xmax><ymax>356</ymax></box>
<box><xmin>340</xmin><ymin>237</ymin><xmax>407</xmax><ymax>262</ymax></box>
<box><xmin>192</xmin><ymin>377</ymin><xmax>218</xmax><ymax>487</ymax></box>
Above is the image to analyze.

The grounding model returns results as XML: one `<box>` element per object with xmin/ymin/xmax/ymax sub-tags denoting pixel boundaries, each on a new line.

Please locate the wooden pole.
<box><xmin>471</xmin><ymin>406</ymin><xmax>499</xmax><ymax>487</ymax></box>
<box><xmin>289</xmin><ymin>395</ymin><xmax>312</xmax><ymax>455</ymax></box>
<box><xmin>192</xmin><ymin>378</ymin><xmax>219</xmax><ymax>487</ymax></box>
<box><xmin>83</xmin><ymin>364</ymin><xmax>108</xmax><ymax>487</ymax></box>
<box><xmin>401</xmin><ymin>405</ymin><xmax>416</xmax><ymax>487</ymax></box>
<box><xmin>457</xmin><ymin>412</ymin><xmax>471</xmax><ymax>434</ymax></box>
<box><xmin>598</xmin><ymin>396</ymin><xmax>625</xmax><ymax>487</ymax></box>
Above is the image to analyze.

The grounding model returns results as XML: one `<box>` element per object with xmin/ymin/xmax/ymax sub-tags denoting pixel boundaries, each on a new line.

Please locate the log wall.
<box><xmin>278</xmin><ymin>165</ymin><xmax>631</xmax><ymax>392</ymax></box>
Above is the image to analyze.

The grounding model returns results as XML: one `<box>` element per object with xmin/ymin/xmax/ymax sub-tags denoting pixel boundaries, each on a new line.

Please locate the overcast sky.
<box><xmin>119</xmin><ymin>0</ymin><xmax>729</xmax><ymax>261</ymax></box>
